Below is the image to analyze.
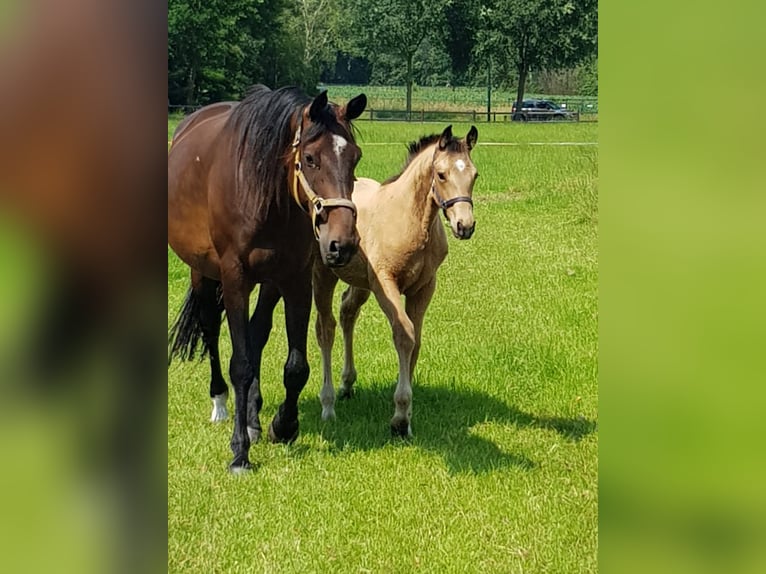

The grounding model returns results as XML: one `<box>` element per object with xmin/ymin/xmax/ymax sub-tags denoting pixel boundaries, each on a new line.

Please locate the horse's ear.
<box><xmin>466</xmin><ymin>125</ymin><xmax>478</xmax><ymax>151</ymax></box>
<box><xmin>309</xmin><ymin>90</ymin><xmax>329</xmax><ymax>121</ymax></box>
<box><xmin>438</xmin><ymin>125</ymin><xmax>453</xmax><ymax>150</ymax></box>
<box><xmin>343</xmin><ymin>94</ymin><xmax>367</xmax><ymax>121</ymax></box>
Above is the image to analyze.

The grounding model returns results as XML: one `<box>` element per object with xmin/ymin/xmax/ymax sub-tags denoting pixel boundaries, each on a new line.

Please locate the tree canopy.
<box><xmin>167</xmin><ymin>0</ymin><xmax>598</xmax><ymax>107</ymax></box>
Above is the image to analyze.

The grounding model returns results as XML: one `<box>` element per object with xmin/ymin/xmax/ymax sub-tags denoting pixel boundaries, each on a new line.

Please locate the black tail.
<box><xmin>168</xmin><ymin>286</ymin><xmax>208</xmax><ymax>364</ymax></box>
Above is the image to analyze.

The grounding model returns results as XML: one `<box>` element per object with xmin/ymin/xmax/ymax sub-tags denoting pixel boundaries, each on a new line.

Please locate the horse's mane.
<box><xmin>383</xmin><ymin>132</ymin><xmax>465</xmax><ymax>185</ymax></box>
<box><xmin>227</xmin><ymin>85</ymin><xmax>352</xmax><ymax>219</ymax></box>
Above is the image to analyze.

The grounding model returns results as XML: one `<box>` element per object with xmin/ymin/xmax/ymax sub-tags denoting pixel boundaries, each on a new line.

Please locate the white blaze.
<box><xmin>455</xmin><ymin>159</ymin><xmax>466</xmax><ymax>172</ymax></box>
<box><xmin>332</xmin><ymin>135</ymin><xmax>348</xmax><ymax>159</ymax></box>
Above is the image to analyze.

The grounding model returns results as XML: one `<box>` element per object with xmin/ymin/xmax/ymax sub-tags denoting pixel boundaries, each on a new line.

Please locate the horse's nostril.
<box><xmin>329</xmin><ymin>240</ymin><xmax>340</xmax><ymax>254</ymax></box>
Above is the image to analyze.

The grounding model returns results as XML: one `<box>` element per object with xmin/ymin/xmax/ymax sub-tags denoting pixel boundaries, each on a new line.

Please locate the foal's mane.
<box><xmin>383</xmin><ymin>132</ymin><xmax>465</xmax><ymax>185</ymax></box>
<box><xmin>227</xmin><ymin>85</ymin><xmax>353</xmax><ymax>219</ymax></box>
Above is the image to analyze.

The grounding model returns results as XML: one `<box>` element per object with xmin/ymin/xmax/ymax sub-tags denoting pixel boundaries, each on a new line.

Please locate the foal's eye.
<box><xmin>437</xmin><ymin>172</ymin><xmax>446</xmax><ymax>181</ymax></box>
<box><xmin>305</xmin><ymin>153</ymin><xmax>317</xmax><ymax>168</ymax></box>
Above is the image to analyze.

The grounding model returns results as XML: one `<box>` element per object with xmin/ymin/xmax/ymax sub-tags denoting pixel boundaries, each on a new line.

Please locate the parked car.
<box><xmin>511</xmin><ymin>99</ymin><xmax>577</xmax><ymax>122</ymax></box>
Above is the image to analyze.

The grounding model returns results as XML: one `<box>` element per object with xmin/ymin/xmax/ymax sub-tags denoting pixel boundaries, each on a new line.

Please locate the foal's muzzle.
<box><xmin>456</xmin><ymin>220</ymin><xmax>476</xmax><ymax>240</ymax></box>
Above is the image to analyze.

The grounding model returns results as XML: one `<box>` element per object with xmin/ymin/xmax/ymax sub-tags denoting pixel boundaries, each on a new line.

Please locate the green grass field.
<box><xmin>168</xmin><ymin>120</ymin><xmax>598</xmax><ymax>573</ymax></box>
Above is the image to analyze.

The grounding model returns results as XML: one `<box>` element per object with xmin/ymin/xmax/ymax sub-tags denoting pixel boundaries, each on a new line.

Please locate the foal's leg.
<box><xmin>268</xmin><ymin>276</ymin><xmax>312</xmax><ymax>444</ymax></box>
<box><xmin>246</xmin><ymin>282</ymin><xmax>281</xmax><ymax>443</ymax></box>
<box><xmin>371</xmin><ymin>277</ymin><xmax>416</xmax><ymax>437</ymax></box>
<box><xmin>191</xmin><ymin>271</ymin><xmax>228</xmax><ymax>422</ymax></box>
<box><xmin>312</xmin><ymin>262</ymin><xmax>340</xmax><ymax>420</ymax></box>
<box><xmin>405</xmin><ymin>277</ymin><xmax>436</xmax><ymax>382</ymax></box>
<box><xmin>338</xmin><ymin>286</ymin><xmax>371</xmax><ymax>399</ymax></box>
<box><xmin>220</xmin><ymin>259</ymin><xmax>256</xmax><ymax>471</ymax></box>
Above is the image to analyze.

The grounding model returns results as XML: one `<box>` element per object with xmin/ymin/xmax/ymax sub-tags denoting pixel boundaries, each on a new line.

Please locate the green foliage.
<box><xmin>167</xmin><ymin>0</ymin><xmax>598</xmax><ymax>106</ymax></box>
<box><xmin>474</xmin><ymin>0</ymin><xmax>598</xmax><ymax>100</ymax></box>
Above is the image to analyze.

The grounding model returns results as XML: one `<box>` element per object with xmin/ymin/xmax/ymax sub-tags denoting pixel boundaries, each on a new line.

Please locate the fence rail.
<box><xmin>168</xmin><ymin>105</ymin><xmax>597</xmax><ymax>123</ymax></box>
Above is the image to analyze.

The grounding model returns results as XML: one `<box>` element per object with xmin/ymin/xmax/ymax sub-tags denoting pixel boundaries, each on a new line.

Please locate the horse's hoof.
<box><xmin>337</xmin><ymin>386</ymin><xmax>355</xmax><ymax>400</ymax></box>
<box><xmin>268</xmin><ymin>418</ymin><xmax>299</xmax><ymax>444</ymax></box>
<box><xmin>247</xmin><ymin>426</ymin><xmax>262</xmax><ymax>443</ymax></box>
<box><xmin>390</xmin><ymin>419</ymin><xmax>412</xmax><ymax>438</ymax></box>
<box><xmin>228</xmin><ymin>458</ymin><xmax>252</xmax><ymax>473</ymax></box>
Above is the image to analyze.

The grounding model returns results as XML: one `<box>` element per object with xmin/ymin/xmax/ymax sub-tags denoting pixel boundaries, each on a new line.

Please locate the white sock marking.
<box><xmin>210</xmin><ymin>393</ymin><xmax>229</xmax><ymax>422</ymax></box>
<box><xmin>332</xmin><ymin>135</ymin><xmax>348</xmax><ymax>159</ymax></box>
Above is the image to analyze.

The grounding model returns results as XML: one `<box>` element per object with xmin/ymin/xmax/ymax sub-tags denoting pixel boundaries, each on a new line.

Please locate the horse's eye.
<box><xmin>437</xmin><ymin>172</ymin><xmax>446</xmax><ymax>181</ymax></box>
<box><xmin>305</xmin><ymin>153</ymin><xmax>317</xmax><ymax>168</ymax></box>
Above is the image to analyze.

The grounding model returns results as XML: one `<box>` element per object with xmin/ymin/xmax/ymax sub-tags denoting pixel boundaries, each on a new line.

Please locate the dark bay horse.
<box><xmin>168</xmin><ymin>85</ymin><xmax>367</xmax><ymax>471</ymax></box>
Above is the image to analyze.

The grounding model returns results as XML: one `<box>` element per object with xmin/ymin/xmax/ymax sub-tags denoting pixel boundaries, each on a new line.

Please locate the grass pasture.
<box><xmin>168</xmin><ymin>121</ymin><xmax>598</xmax><ymax>573</ymax></box>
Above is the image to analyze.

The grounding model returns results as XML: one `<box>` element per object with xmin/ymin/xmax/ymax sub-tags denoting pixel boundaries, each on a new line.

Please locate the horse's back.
<box><xmin>168</xmin><ymin>103</ymin><xmax>237</xmax><ymax>279</ymax></box>
<box><xmin>172</xmin><ymin>102</ymin><xmax>238</xmax><ymax>145</ymax></box>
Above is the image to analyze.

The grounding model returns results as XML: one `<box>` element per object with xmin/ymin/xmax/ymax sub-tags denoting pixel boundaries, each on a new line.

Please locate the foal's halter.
<box><xmin>290</xmin><ymin>123</ymin><xmax>357</xmax><ymax>239</ymax></box>
<box><xmin>429</xmin><ymin>147</ymin><xmax>474</xmax><ymax>220</ymax></box>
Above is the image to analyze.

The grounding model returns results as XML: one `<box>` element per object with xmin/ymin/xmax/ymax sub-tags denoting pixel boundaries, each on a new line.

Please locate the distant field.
<box><xmin>168</xmin><ymin>120</ymin><xmax>598</xmax><ymax>573</ymax></box>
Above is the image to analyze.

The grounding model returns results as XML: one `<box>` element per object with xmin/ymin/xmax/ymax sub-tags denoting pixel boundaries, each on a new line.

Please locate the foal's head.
<box><xmin>431</xmin><ymin>125</ymin><xmax>479</xmax><ymax>239</ymax></box>
<box><xmin>293</xmin><ymin>91</ymin><xmax>367</xmax><ymax>266</ymax></box>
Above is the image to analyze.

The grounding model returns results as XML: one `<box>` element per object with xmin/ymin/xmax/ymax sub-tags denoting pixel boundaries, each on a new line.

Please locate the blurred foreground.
<box><xmin>0</xmin><ymin>1</ymin><xmax>166</xmax><ymax>572</ymax></box>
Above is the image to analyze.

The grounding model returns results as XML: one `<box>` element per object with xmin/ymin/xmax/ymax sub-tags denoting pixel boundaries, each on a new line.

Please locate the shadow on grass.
<box><xmin>296</xmin><ymin>380</ymin><xmax>596</xmax><ymax>475</ymax></box>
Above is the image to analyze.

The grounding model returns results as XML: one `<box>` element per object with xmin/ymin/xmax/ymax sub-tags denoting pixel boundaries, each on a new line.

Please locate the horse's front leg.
<box><xmin>220</xmin><ymin>259</ymin><xmax>256</xmax><ymax>472</ymax></box>
<box><xmin>247</xmin><ymin>282</ymin><xmax>281</xmax><ymax>443</ymax></box>
<box><xmin>405</xmin><ymin>277</ymin><xmax>436</xmax><ymax>381</ymax></box>
<box><xmin>372</xmin><ymin>276</ymin><xmax>416</xmax><ymax>437</ymax></box>
<box><xmin>268</xmin><ymin>275</ymin><xmax>312</xmax><ymax>443</ymax></box>
<box><xmin>312</xmin><ymin>261</ymin><xmax>340</xmax><ymax>420</ymax></box>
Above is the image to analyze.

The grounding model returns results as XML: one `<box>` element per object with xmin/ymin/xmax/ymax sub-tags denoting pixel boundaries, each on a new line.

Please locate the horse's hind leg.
<box><xmin>313</xmin><ymin>262</ymin><xmax>340</xmax><ymax>420</ymax></box>
<box><xmin>338</xmin><ymin>286</ymin><xmax>371</xmax><ymax>399</ymax></box>
<box><xmin>192</xmin><ymin>271</ymin><xmax>228</xmax><ymax>422</ymax></box>
<box><xmin>246</xmin><ymin>282</ymin><xmax>281</xmax><ymax>443</ymax></box>
<box><xmin>269</xmin><ymin>276</ymin><xmax>312</xmax><ymax>444</ymax></box>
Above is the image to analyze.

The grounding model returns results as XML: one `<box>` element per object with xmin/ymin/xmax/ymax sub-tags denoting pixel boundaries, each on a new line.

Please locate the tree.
<box><xmin>346</xmin><ymin>0</ymin><xmax>449</xmax><ymax>115</ymax></box>
<box><xmin>476</xmin><ymin>0</ymin><xmax>597</xmax><ymax>116</ymax></box>
<box><xmin>168</xmin><ymin>0</ymin><xmax>265</xmax><ymax>105</ymax></box>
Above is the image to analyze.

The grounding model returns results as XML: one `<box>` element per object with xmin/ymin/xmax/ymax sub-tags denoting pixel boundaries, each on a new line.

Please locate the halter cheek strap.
<box><xmin>290</xmin><ymin>123</ymin><xmax>357</xmax><ymax>240</ymax></box>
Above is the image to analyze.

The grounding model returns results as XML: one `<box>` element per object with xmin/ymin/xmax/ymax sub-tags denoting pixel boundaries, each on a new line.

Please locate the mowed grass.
<box><xmin>168</xmin><ymin>120</ymin><xmax>598</xmax><ymax>573</ymax></box>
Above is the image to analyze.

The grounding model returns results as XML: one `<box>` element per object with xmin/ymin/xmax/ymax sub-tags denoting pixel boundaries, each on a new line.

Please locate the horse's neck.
<box><xmin>389</xmin><ymin>147</ymin><xmax>440</xmax><ymax>238</ymax></box>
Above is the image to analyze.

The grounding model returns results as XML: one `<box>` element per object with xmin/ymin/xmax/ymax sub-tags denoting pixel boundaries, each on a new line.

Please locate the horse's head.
<box><xmin>292</xmin><ymin>90</ymin><xmax>367</xmax><ymax>267</ymax></box>
<box><xmin>431</xmin><ymin>125</ymin><xmax>479</xmax><ymax>240</ymax></box>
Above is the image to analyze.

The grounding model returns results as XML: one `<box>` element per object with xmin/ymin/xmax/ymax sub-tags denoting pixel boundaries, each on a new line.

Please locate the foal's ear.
<box><xmin>438</xmin><ymin>125</ymin><xmax>453</xmax><ymax>150</ymax></box>
<box><xmin>309</xmin><ymin>90</ymin><xmax>329</xmax><ymax>121</ymax></box>
<box><xmin>342</xmin><ymin>94</ymin><xmax>367</xmax><ymax>121</ymax></box>
<box><xmin>466</xmin><ymin>125</ymin><xmax>478</xmax><ymax>151</ymax></box>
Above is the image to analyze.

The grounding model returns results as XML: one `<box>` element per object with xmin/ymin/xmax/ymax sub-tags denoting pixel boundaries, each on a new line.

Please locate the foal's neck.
<box><xmin>394</xmin><ymin>145</ymin><xmax>440</xmax><ymax>239</ymax></box>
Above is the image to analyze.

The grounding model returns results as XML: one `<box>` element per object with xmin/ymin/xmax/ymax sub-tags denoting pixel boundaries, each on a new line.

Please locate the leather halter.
<box><xmin>290</xmin><ymin>123</ymin><xmax>357</xmax><ymax>239</ymax></box>
<box><xmin>429</xmin><ymin>147</ymin><xmax>473</xmax><ymax>220</ymax></box>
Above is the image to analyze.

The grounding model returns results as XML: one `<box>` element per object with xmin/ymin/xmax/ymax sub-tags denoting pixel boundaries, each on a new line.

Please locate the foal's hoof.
<box><xmin>390</xmin><ymin>419</ymin><xmax>412</xmax><ymax>438</ymax></box>
<box><xmin>247</xmin><ymin>426</ymin><xmax>262</xmax><ymax>443</ymax></box>
<box><xmin>228</xmin><ymin>457</ymin><xmax>253</xmax><ymax>474</ymax></box>
<box><xmin>268</xmin><ymin>418</ymin><xmax>299</xmax><ymax>444</ymax></box>
<box><xmin>337</xmin><ymin>386</ymin><xmax>355</xmax><ymax>400</ymax></box>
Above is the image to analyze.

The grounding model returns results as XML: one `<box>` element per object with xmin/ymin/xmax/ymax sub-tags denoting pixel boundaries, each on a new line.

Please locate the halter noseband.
<box><xmin>290</xmin><ymin>123</ymin><xmax>357</xmax><ymax>239</ymax></box>
<box><xmin>429</xmin><ymin>148</ymin><xmax>473</xmax><ymax>220</ymax></box>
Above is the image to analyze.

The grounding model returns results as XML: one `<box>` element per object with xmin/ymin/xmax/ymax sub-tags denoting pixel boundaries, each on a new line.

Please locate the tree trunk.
<box><xmin>185</xmin><ymin>68</ymin><xmax>196</xmax><ymax>107</ymax></box>
<box><xmin>406</xmin><ymin>53</ymin><xmax>413</xmax><ymax>120</ymax></box>
<box><xmin>514</xmin><ymin>62</ymin><xmax>528</xmax><ymax>121</ymax></box>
